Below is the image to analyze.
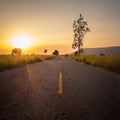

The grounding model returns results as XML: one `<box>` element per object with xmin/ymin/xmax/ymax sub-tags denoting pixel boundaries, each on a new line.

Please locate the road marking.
<box><xmin>58</xmin><ymin>72</ymin><xmax>63</xmax><ymax>95</ymax></box>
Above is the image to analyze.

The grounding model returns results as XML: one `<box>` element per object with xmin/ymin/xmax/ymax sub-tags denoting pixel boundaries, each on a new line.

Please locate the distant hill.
<box><xmin>84</xmin><ymin>46</ymin><xmax>120</xmax><ymax>55</ymax></box>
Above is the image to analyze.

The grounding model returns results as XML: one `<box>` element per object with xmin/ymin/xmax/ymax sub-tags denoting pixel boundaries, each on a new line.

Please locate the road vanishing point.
<box><xmin>0</xmin><ymin>57</ymin><xmax>120</xmax><ymax>120</ymax></box>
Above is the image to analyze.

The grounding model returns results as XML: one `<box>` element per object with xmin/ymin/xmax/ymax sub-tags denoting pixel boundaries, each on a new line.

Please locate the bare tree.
<box><xmin>72</xmin><ymin>14</ymin><xmax>90</xmax><ymax>55</ymax></box>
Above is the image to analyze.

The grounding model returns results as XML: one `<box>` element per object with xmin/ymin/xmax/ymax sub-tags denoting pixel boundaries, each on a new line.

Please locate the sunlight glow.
<box><xmin>12</xmin><ymin>35</ymin><xmax>32</xmax><ymax>49</ymax></box>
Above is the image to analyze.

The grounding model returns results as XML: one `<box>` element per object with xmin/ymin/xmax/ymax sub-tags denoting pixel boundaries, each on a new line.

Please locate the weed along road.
<box><xmin>0</xmin><ymin>57</ymin><xmax>120</xmax><ymax>120</ymax></box>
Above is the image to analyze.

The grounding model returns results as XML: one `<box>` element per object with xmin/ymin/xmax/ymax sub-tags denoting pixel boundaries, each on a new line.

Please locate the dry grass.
<box><xmin>69</xmin><ymin>55</ymin><xmax>120</xmax><ymax>73</ymax></box>
<box><xmin>0</xmin><ymin>55</ymin><xmax>55</xmax><ymax>72</ymax></box>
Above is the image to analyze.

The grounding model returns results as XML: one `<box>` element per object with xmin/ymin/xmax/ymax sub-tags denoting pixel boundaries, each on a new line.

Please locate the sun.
<box><xmin>12</xmin><ymin>35</ymin><xmax>31</xmax><ymax>49</ymax></box>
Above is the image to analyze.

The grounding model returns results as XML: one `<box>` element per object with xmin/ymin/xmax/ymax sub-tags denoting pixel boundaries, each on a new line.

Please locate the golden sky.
<box><xmin>0</xmin><ymin>0</ymin><xmax>120</xmax><ymax>54</ymax></box>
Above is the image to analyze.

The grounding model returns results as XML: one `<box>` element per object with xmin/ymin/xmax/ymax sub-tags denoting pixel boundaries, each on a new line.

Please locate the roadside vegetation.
<box><xmin>0</xmin><ymin>55</ymin><xmax>55</xmax><ymax>72</ymax></box>
<box><xmin>69</xmin><ymin>55</ymin><xmax>120</xmax><ymax>73</ymax></box>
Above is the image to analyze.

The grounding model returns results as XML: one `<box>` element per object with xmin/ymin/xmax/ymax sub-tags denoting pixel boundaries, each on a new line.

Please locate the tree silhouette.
<box><xmin>72</xmin><ymin>14</ymin><xmax>90</xmax><ymax>55</ymax></box>
<box><xmin>53</xmin><ymin>50</ymin><xmax>59</xmax><ymax>56</ymax></box>
<box><xmin>44</xmin><ymin>49</ymin><xmax>47</xmax><ymax>55</ymax></box>
<box><xmin>12</xmin><ymin>48</ymin><xmax>22</xmax><ymax>56</ymax></box>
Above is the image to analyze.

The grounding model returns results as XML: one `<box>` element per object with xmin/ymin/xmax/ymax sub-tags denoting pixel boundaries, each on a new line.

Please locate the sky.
<box><xmin>0</xmin><ymin>0</ymin><xmax>120</xmax><ymax>54</ymax></box>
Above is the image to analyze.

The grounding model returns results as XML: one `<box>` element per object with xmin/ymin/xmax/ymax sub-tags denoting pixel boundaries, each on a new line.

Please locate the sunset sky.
<box><xmin>0</xmin><ymin>0</ymin><xmax>120</xmax><ymax>54</ymax></box>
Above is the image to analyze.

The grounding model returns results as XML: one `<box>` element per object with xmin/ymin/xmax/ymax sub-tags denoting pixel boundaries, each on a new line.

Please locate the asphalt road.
<box><xmin>0</xmin><ymin>57</ymin><xmax>120</xmax><ymax>120</ymax></box>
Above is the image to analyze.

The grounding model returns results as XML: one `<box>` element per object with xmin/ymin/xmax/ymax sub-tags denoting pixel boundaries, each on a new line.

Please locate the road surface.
<box><xmin>0</xmin><ymin>57</ymin><xmax>120</xmax><ymax>120</ymax></box>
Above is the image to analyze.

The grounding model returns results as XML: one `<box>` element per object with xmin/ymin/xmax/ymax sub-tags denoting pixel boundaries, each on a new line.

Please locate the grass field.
<box><xmin>69</xmin><ymin>55</ymin><xmax>120</xmax><ymax>73</ymax></box>
<box><xmin>0</xmin><ymin>55</ymin><xmax>55</xmax><ymax>72</ymax></box>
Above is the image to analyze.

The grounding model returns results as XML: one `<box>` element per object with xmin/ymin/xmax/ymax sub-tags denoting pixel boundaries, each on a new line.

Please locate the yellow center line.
<box><xmin>58</xmin><ymin>72</ymin><xmax>63</xmax><ymax>95</ymax></box>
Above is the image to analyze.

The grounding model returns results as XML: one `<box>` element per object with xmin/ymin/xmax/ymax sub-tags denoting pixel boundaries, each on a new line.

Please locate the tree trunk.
<box><xmin>78</xmin><ymin>42</ymin><xmax>80</xmax><ymax>55</ymax></box>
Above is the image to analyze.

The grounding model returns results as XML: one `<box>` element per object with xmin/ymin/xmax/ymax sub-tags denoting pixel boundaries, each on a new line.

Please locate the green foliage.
<box><xmin>69</xmin><ymin>55</ymin><xmax>120</xmax><ymax>73</ymax></box>
<box><xmin>12</xmin><ymin>48</ymin><xmax>22</xmax><ymax>56</ymax></box>
<box><xmin>44</xmin><ymin>49</ymin><xmax>47</xmax><ymax>54</ymax></box>
<box><xmin>0</xmin><ymin>55</ymin><xmax>55</xmax><ymax>72</ymax></box>
<box><xmin>53</xmin><ymin>50</ymin><xmax>59</xmax><ymax>56</ymax></box>
<box><xmin>72</xmin><ymin>14</ymin><xmax>90</xmax><ymax>55</ymax></box>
